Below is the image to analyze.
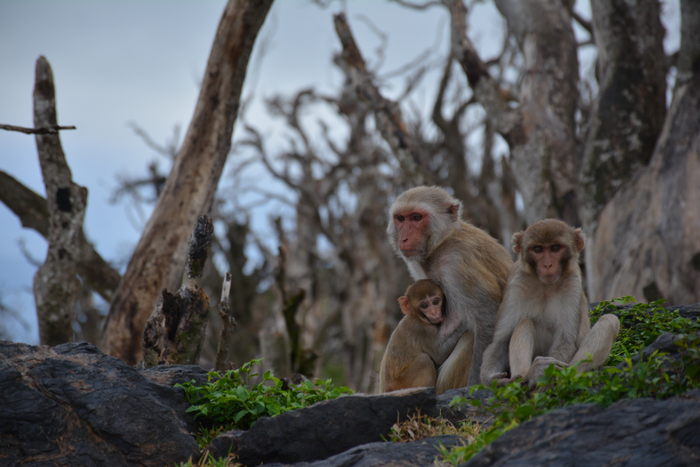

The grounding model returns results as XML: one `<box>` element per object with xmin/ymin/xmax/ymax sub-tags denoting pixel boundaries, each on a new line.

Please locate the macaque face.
<box><xmin>528</xmin><ymin>243</ymin><xmax>567</xmax><ymax>284</ymax></box>
<box><xmin>414</xmin><ymin>293</ymin><xmax>445</xmax><ymax>325</ymax></box>
<box><xmin>393</xmin><ymin>209</ymin><xmax>429</xmax><ymax>258</ymax></box>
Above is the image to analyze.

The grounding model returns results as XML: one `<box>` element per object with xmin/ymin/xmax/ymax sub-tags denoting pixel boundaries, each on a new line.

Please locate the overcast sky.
<box><xmin>0</xmin><ymin>1</ymin><xmax>679</xmax><ymax>344</ymax></box>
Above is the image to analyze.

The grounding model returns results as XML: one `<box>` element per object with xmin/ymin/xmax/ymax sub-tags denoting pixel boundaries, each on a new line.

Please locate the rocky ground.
<box><xmin>1</xmin><ymin>303</ymin><xmax>699</xmax><ymax>466</ymax></box>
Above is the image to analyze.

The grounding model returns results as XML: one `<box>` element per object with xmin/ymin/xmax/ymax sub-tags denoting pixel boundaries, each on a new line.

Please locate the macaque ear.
<box><xmin>398</xmin><ymin>296</ymin><xmax>413</xmax><ymax>316</ymax></box>
<box><xmin>574</xmin><ymin>228</ymin><xmax>585</xmax><ymax>252</ymax></box>
<box><xmin>512</xmin><ymin>232</ymin><xmax>523</xmax><ymax>253</ymax></box>
<box><xmin>446</xmin><ymin>204</ymin><xmax>460</xmax><ymax>222</ymax></box>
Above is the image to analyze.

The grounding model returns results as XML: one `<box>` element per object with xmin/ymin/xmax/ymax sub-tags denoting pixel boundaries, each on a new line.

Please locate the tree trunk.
<box><xmin>101</xmin><ymin>0</ymin><xmax>273</xmax><ymax>364</ymax></box>
<box><xmin>0</xmin><ymin>171</ymin><xmax>121</xmax><ymax>302</ymax></box>
<box><xmin>587</xmin><ymin>0</ymin><xmax>700</xmax><ymax>304</ymax></box>
<box><xmin>142</xmin><ymin>216</ymin><xmax>214</xmax><ymax>367</ymax></box>
<box><xmin>579</xmin><ymin>0</ymin><xmax>667</xmax><ymax>230</ymax></box>
<box><xmin>493</xmin><ymin>0</ymin><xmax>580</xmax><ymax>226</ymax></box>
<box><xmin>32</xmin><ymin>56</ymin><xmax>88</xmax><ymax>346</ymax></box>
<box><xmin>449</xmin><ymin>0</ymin><xmax>580</xmax><ymax>226</ymax></box>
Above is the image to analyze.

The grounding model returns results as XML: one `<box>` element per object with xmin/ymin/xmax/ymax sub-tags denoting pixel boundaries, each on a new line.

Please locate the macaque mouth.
<box><xmin>538</xmin><ymin>273</ymin><xmax>560</xmax><ymax>284</ymax></box>
<box><xmin>400</xmin><ymin>249</ymin><xmax>420</xmax><ymax>257</ymax></box>
<box><xmin>420</xmin><ymin>312</ymin><xmax>443</xmax><ymax>325</ymax></box>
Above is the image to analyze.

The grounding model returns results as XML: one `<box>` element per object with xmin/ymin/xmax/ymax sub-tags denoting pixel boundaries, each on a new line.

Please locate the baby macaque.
<box><xmin>379</xmin><ymin>279</ymin><xmax>473</xmax><ymax>394</ymax></box>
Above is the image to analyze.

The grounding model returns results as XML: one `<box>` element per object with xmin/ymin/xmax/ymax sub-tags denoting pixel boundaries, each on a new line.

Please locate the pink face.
<box><xmin>416</xmin><ymin>294</ymin><xmax>445</xmax><ymax>325</ymax></box>
<box><xmin>529</xmin><ymin>244</ymin><xmax>566</xmax><ymax>283</ymax></box>
<box><xmin>393</xmin><ymin>209</ymin><xmax>429</xmax><ymax>258</ymax></box>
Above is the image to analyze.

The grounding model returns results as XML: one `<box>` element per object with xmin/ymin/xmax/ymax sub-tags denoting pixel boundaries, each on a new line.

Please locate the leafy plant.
<box><xmin>590</xmin><ymin>296</ymin><xmax>700</xmax><ymax>365</ymax></box>
<box><xmin>441</xmin><ymin>298</ymin><xmax>700</xmax><ymax>466</ymax></box>
<box><xmin>176</xmin><ymin>359</ymin><xmax>353</xmax><ymax>448</ymax></box>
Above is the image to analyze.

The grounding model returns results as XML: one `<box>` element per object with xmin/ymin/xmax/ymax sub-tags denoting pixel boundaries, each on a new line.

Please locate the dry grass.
<box><xmin>387</xmin><ymin>411</ymin><xmax>482</xmax><ymax>444</ymax></box>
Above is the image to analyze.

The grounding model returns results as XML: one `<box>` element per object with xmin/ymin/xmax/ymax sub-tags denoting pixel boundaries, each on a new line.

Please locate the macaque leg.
<box><xmin>509</xmin><ymin>319</ymin><xmax>536</xmax><ymax>379</ymax></box>
<box><xmin>436</xmin><ymin>331</ymin><xmax>474</xmax><ymax>394</ymax></box>
<box><xmin>384</xmin><ymin>353</ymin><xmax>437</xmax><ymax>393</ymax></box>
<box><xmin>570</xmin><ymin>314</ymin><xmax>620</xmax><ymax>372</ymax></box>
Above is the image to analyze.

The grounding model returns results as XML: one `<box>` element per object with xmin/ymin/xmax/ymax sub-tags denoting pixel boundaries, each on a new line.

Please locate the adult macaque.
<box><xmin>388</xmin><ymin>186</ymin><xmax>512</xmax><ymax>386</ymax></box>
<box><xmin>480</xmin><ymin>219</ymin><xmax>620</xmax><ymax>388</ymax></box>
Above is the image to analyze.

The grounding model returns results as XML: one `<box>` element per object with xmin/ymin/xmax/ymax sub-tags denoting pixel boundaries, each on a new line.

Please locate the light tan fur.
<box><xmin>480</xmin><ymin>219</ymin><xmax>620</xmax><ymax>387</ymax></box>
<box><xmin>387</xmin><ymin>186</ymin><xmax>513</xmax><ymax>386</ymax></box>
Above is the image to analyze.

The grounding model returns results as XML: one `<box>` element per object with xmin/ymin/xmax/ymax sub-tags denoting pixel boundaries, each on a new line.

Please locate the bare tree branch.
<box><xmin>0</xmin><ymin>123</ymin><xmax>76</xmax><ymax>134</ymax></box>
<box><xmin>333</xmin><ymin>12</ymin><xmax>425</xmax><ymax>184</ymax></box>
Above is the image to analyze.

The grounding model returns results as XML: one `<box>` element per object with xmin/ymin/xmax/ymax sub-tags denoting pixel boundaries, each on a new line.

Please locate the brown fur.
<box><xmin>379</xmin><ymin>279</ymin><xmax>473</xmax><ymax>394</ymax></box>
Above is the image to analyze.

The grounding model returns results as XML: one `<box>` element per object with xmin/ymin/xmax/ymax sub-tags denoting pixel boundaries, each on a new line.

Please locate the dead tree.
<box><xmin>446</xmin><ymin>0</ymin><xmax>581</xmax><ymax>226</ymax></box>
<box><xmin>586</xmin><ymin>0</ymin><xmax>700</xmax><ymax>304</ymax></box>
<box><xmin>101</xmin><ymin>0</ymin><xmax>273</xmax><ymax>364</ymax></box>
<box><xmin>0</xmin><ymin>170</ymin><xmax>120</xmax><ymax>302</ymax></box>
<box><xmin>31</xmin><ymin>56</ymin><xmax>88</xmax><ymax>346</ymax></box>
<box><xmin>142</xmin><ymin>215</ymin><xmax>214</xmax><ymax>367</ymax></box>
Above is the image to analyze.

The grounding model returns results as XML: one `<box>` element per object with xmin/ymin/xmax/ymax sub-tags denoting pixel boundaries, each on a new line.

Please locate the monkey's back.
<box><xmin>379</xmin><ymin>315</ymin><xmax>440</xmax><ymax>392</ymax></box>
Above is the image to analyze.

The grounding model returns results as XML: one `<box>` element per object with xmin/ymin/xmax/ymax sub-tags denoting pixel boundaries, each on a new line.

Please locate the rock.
<box><xmin>465</xmin><ymin>390</ymin><xmax>700</xmax><ymax>467</ymax></box>
<box><xmin>437</xmin><ymin>387</ymin><xmax>494</xmax><ymax>427</ymax></box>
<box><xmin>207</xmin><ymin>387</ymin><xmax>437</xmax><ymax>465</ymax></box>
<box><xmin>265</xmin><ymin>435</ymin><xmax>467</xmax><ymax>467</ymax></box>
<box><xmin>0</xmin><ymin>341</ymin><xmax>199</xmax><ymax>467</ymax></box>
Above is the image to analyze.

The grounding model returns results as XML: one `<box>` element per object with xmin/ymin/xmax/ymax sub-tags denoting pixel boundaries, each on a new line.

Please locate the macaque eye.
<box><xmin>396</xmin><ymin>214</ymin><xmax>405</xmax><ymax>222</ymax></box>
<box><xmin>432</xmin><ymin>298</ymin><xmax>440</xmax><ymax>306</ymax></box>
<box><xmin>420</xmin><ymin>302</ymin><xmax>429</xmax><ymax>309</ymax></box>
<box><xmin>532</xmin><ymin>246</ymin><xmax>543</xmax><ymax>253</ymax></box>
<box><xmin>551</xmin><ymin>245</ymin><xmax>561</xmax><ymax>252</ymax></box>
<box><xmin>411</xmin><ymin>214</ymin><xmax>423</xmax><ymax>222</ymax></box>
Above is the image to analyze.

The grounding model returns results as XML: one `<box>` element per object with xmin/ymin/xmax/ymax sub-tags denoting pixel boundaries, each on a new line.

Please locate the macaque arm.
<box><xmin>480</xmin><ymin>280</ymin><xmax>522</xmax><ymax>386</ymax></box>
<box><xmin>570</xmin><ymin>313</ymin><xmax>620</xmax><ymax>372</ymax></box>
<box><xmin>439</xmin><ymin>271</ymin><xmax>499</xmax><ymax>386</ymax></box>
<box><xmin>549</xmin><ymin>289</ymin><xmax>585</xmax><ymax>363</ymax></box>
<box><xmin>509</xmin><ymin>318</ymin><xmax>536</xmax><ymax>379</ymax></box>
<box><xmin>435</xmin><ymin>331</ymin><xmax>473</xmax><ymax>394</ymax></box>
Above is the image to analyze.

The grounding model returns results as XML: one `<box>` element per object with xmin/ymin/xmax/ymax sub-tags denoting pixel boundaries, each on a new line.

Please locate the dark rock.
<box><xmin>140</xmin><ymin>364</ymin><xmax>212</xmax><ymax>433</ymax></box>
<box><xmin>208</xmin><ymin>387</ymin><xmax>437</xmax><ymax>465</ymax></box>
<box><xmin>464</xmin><ymin>390</ymin><xmax>700</xmax><ymax>467</ymax></box>
<box><xmin>0</xmin><ymin>341</ymin><xmax>199</xmax><ymax>467</ymax></box>
<box><xmin>438</xmin><ymin>387</ymin><xmax>494</xmax><ymax>426</ymax></box>
<box><xmin>265</xmin><ymin>435</ymin><xmax>467</xmax><ymax>467</ymax></box>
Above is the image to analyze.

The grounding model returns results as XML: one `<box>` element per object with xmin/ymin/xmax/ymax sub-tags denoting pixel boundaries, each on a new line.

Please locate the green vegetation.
<box><xmin>441</xmin><ymin>299</ymin><xmax>700</xmax><ymax>465</ymax></box>
<box><xmin>176</xmin><ymin>359</ymin><xmax>353</xmax><ymax>450</ymax></box>
<box><xmin>590</xmin><ymin>296</ymin><xmax>700</xmax><ymax>365</ymax></box>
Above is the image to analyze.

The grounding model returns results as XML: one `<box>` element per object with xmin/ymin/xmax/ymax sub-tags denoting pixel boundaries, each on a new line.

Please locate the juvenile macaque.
<box><xmin>387</xmin><ymin>186</ymin><xmax>512</xmax><ymax>386</ymax></box>
<box><xmin>480</xmin><ymin>219</ymin><xmax>620</xmax><ymax>387</ymax></box>
<box><xmin>379</xmin><ymin>279</ymin><xmax>473</xmax><ymax>394</ymax></box>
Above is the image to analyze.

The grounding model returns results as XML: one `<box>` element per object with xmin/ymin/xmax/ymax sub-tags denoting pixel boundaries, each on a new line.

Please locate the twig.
<box><xmin>215</xmin><ymin>271</ymin><xmax>237</xmax><ymax>371</ymax></box>
<box><xmin>0</xmin><ymin>123</ymin><xmax>76</xmax><ymax>134</ymax></box>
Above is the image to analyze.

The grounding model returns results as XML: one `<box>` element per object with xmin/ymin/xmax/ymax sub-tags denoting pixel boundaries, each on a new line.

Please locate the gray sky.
<box><xmin>0</xmin><ymin>1</ymin><xmax>679</xmax><ymax>343</ymax></box>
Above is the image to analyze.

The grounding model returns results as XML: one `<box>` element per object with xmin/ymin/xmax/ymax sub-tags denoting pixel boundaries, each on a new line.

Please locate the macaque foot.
<box><xmin>496</xmin><ymin>375</ymin><xmax>522</xmax><ymax>387</ymax></box>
